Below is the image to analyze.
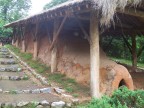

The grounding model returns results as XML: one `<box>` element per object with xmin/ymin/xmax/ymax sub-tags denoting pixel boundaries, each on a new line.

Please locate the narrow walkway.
<box><xmin>0</xmin><ymin>47</ymin><xmax>66</xmax><ymax>108</ymax></box>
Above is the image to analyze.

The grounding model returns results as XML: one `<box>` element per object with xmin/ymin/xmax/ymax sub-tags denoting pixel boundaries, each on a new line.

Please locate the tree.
<box><xmin>0</xmin><ymin>0</ymin><xmax>31</xmax><ymax>36</ymax></box>
<box><xmin>43</xmin><ymin>0</ymin><xmax>68</xmax><ymax>10</ymax></box>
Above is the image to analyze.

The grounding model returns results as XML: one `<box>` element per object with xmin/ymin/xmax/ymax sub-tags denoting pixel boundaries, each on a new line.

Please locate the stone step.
<box><xmin>0</xmin><ymin>80</ymin><xmax>44</xmax><ymax>91</ymax></box>
<box><xmin>0</xmin><ymin>48</ymin><xmax>9</xmax><ymax>52</ymax></box>
<box><xmin>0</xmin><ymin>60</ymin><xmax>17</xmax><ymax>65</ymax></box>
<box><xmin>0</xmin><ymin>52</ymin><xmax>10</xmax><ymax>55</ymax></box>
<box><xmin>0</xmin><ymin>75</ymin><xmax>29</xmax><ymax>81</ymax></box>
<box><xmin>0</xmin><ymin>72</ymin><xmax>26</xmax><ymax>76</ymax></box>
<box><xmin>0</xmin><ymin>94</ymin><xmax>66</xmax><ymax>108</ymax></box>
<box><xmin>0</xmin><ymin>87</ymin><xmax>52</xmax><ymax>94</ymax></box>
<box><xmin>0</xmin><ymin>100</ymin><xmax>67</xmax><ymax>108</ymax></box>
<box><xmin>0</xmin><ymin>65</ymin><xmax>22</xmax><ymax>72</ymax></box>
<box><xmin>0</xmin><ymin>55</ymin><xmax>13</xmax><ymax>58</ymax></box>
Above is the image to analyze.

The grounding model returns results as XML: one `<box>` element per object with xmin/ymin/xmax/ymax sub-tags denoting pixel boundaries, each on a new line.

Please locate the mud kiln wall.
<box><xmin>56</xmin><ymin>34</ymin><xmax>134</xmax><ymax>95</ymax></box>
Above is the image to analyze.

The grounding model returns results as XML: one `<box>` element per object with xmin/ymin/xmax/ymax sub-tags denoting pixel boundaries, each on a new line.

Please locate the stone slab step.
<box><xmin>0</xmin><ymin>75</ymin><xmax>29</xmax><ymax>81</ymax></box>
<box><xmin>0</xmin><ymin>60</ymin><xmax>17</xmax><ymax>65</ymax></box>
<box><xmin>0</xmin><ymin>87</ymin><xmax>52</xmax><ymax>94</ymax></box>
<box><xmin>0</xmin><ymin>72</ymin><xmax>26</xmax><ymax>76</ymax></box>
<box><xmin>0</xmin><ymin>55</ymin><xmax>13</xmax><ymax>58</ymax></box>
<box><xmin>0</xmin><ymin>65</ymin><xmax>21</xmax><ymax>72</ymax></box>
<box><xmin>0</xmin><ymin>93</ymin><xmax>60</xmax><ymax>103</ymax></box>
<box><xmin>0</xmin><ymin>80</ymin><xmax>44</xmax><ymax>91</ymax></box>
<box><xmin>0</xmin><ymin>53</ymin><xmax>10</xmax><ymax>55</ymax></box>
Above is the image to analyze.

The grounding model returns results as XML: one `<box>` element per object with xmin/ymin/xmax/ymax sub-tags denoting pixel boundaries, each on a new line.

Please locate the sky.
<box><xmin>29</xmin><ymin>0</ymin><xmax>52</xmax><ymax>15</ymax></box>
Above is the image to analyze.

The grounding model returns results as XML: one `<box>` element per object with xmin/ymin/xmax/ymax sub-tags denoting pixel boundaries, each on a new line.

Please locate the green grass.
<box><xmin>5</xmin><ymin>45</ymin><xmax>49</xmax><ymax>73</ymax></box>
<box><xmin>72</xmin><ymin>93</ymin><xmax>79</xmax><ymax>98</ymax></box>
<box><xmin>5</xmin><ymin>45</ymin><xmax>90</xmax><ymax>97</ymax></box>
<box><xmin>9</xmin><ymin>90</ymin><xmax>17</xmax><ymax>94</ymax></box>
<box><xmin>48</xmin><ymin>73</ymin><xmax>89</xmax><ymax>95</ymax></box>
<box><xmin>22</xmin><ymin>75</ymin><xmax>29</xmax><ymax>80</ymax></box>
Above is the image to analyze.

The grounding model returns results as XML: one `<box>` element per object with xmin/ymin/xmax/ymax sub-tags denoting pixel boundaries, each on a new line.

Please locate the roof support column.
<box><xmin>90</xmin><ymin>10</ymin><xmax>100</xmax><ymax>98</ymax></box>
<box><xmin>51</xmin><ymin>19</ymin><xmax>60</xmax><ymax>73</ymax></box>
<box><xmin>22</xmin><ymin>39</ymin><xmax>26</xmax><ymax>52</ymax></box>
<box><xmin>20</xmin><ymin>26</ymin><xmax>26</xmax><ymax>52</ymax></box>
<box><xmin>32</xmin><ymin>23</ymin><xmax>39</xmax><ymax>60</ymax></box>
<box><xmin>12</xmin><ymin>39</ymin><xmax>14</xmax><ymax>45</ymax></box>
<box><xmin>15</xmin><ymin>37</ymin><xmax>19</xmax><ymax>47</ymax></box>
<box><xmin>33</xmin><ymin>38</ymin><xmax>38</xmax><ymax>60</ymax></box>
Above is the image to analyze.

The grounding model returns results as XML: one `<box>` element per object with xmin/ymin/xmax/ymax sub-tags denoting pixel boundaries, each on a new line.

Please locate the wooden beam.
<box><xmin>69</xmin><ymin>15</ymin><xmax>90</xmax><ymax>20</ymax></box>
<box><xmin>51</xmin><ymin>19</ymin><xmax>61</xmax><ymax>73</ymax></box>
<box><xmin>90</xmin><ymin>10</ymin><xmax>100</xmax><ymax>98</ymax></box>
<box><xmin>117</xmin><ymin>8</ymin><xmax>144</xmax><ymax>18</ymax></box>
<box><xmin>74</xmin><ymin>14</ymin><xmax>90</xmax><ymax>42</ymax></box>
<box><xmin>50</xmin><ymin>15</ymin><xmax>68</xmax><ymax>50</ymax></box>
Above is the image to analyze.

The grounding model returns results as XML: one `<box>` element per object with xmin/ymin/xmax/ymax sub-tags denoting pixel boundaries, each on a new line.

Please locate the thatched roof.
<box><xmin>4</xmin><ymin>0</ymin><xmax>143</xmax><ymax>28</ymax></box>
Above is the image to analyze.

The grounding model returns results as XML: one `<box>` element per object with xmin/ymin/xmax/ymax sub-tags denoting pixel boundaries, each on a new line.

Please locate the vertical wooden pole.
<box><xmin>51</xmin><ymin>19</ymin><xmax>60</xmax><ymax>73</ymax></box>
<box><xmin>33</xmin><ymin>38</ymin><xmax>38</xmax><ymax>60</ymax></box>
<box><xmin>90</xmin><ymin>10</ymin><xmax>100</xmax><ymax>98</ymax></box>
<box><xmin>16</xmin><ymin>37</ymin><xmax>19</xmax><ymax>47</ymax></box>
<box><xmin>132</xmin><ymin>35</ymin><xmax>137</xmax><ymax>72</ymax></box>
<box><xmin>12</xmin><ymin>38</ymin><xmax>14</xmax><ymax>45</ymax></box>
<box><xmin>22</xmin><ymin>39</ymin><xmax>26</xmax><ymax>52</ymax></box>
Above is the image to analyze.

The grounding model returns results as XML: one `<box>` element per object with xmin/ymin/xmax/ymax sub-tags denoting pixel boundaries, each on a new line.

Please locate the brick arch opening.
<box><xmin>112</xmin><ymin>65</ymin><xmax>134</xmax><ymax>91</ymax></box>
<box><xmin>119</xmin><ymin>79</ymin><xmax>126</xmax><ymax>87</ymax></box>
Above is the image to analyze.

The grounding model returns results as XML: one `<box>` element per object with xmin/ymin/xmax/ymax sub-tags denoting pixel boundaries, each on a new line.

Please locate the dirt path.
<box><xmin>0</xmin><ymin>47</ymin><xmax>67</xmax><ymax>108</ymax></box>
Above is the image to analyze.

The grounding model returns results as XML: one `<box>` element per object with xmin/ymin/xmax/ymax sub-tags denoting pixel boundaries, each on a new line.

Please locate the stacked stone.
<box><xmin>0</xmin><ymin>75</ymin><xmax>29</xmax><ymax>80</ymax></box>
<box><xmin>0</xmin><ymin>100</ymin><xmax>67</xmax><ymax>108</ymax></box>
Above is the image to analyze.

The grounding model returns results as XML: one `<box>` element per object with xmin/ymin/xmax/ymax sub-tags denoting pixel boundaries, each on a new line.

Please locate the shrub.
<box><xmin>85</xmin><ymin>86</ymin><xmax>144</xmax><ymax>108</ymax></box>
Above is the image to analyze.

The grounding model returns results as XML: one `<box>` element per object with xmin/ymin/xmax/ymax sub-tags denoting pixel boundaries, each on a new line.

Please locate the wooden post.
<box><xmin>132</xmin><ymin>35</ymin><xmax>137</xmax><ymax>72</ymax></box>
<box><xmin>90</xmin><ymin>10</ymin><xmax>100</xmax><ymax>98</ymax></box>
<box><xmin>12</xmin><ymin>39</ymin><xmax>14</xmax><ymax>45</ymax></box>
<box><xmin>32</xmin><ymin>23</ymin><xmax>39</xmax><ymax>60</ymax></box>
<box><xmin>22</xmin><ymin>39</ymin><xmax>26</xmax><ymax>52</ymax></box>
<box><xmin>51</xmin><ymin>19</ymin><xmax>61</xmax><ymax>73</ymax></box>
<box><xmin>16</xmin><ymin>37</ymin><xmax>19</xmax><ymax>47</ymax></box>
<box><xmin>33</xmin><ymin>38</ymin><xmax>38</xmax><ymax>60</ymax></box>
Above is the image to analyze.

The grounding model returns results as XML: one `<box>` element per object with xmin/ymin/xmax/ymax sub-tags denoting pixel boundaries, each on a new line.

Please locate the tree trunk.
<box><xmin>131</xmin><ymin>36</ymin><xmax>137</xmax><ymax>72</ymax></box>
<box><xmin>33</xmin><ymin>39</ymin><xmax>38</xmax><ymax>60</ymax></box>
<box><xmin>90</xmin><ymin>10</ymin><xmax>100</xmax><ymax>98</ymax></box>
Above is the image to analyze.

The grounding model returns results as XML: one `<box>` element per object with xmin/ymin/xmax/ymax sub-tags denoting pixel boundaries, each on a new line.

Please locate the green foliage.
<box><xmin>0</xmin><ymin>0</ymin><xmax>31</xmax><ymax>36</ymax></box>
<box><xmin>102</xmin><ymin>35</ymin><xmax>144</xmax><ymax>66</ymax></box>
<box><xmin>83</xmin><ymin>87</ymin><xmax>144</xmax><ymax>108</ymax></box>
<box><xmin>43</xmin><ymin>0</ymin><xmax>68</xmax><ymax>10</ymax></box>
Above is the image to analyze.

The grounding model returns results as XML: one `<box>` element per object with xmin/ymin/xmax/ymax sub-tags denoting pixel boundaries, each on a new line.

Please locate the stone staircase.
<box><xmin>0</xmin><ymin>47</ymin><xmax>71</xmax><ymax>108</ymax></box>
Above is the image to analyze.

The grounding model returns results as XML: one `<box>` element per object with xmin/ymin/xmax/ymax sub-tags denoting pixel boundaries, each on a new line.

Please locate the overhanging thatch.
<box><xmin>4</xmin><ymin>0</ymin><xmax>143</xmax><ymax>28</ymax></box>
